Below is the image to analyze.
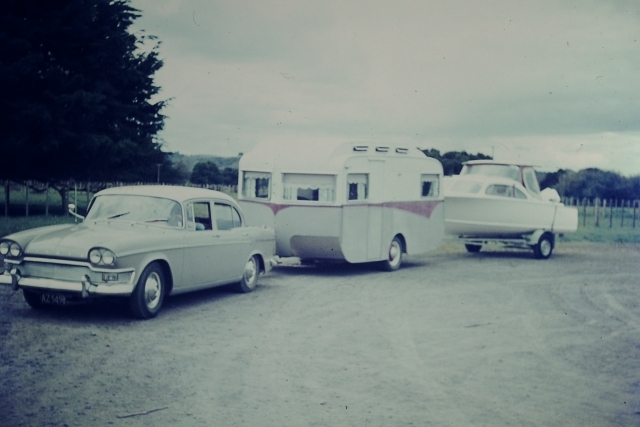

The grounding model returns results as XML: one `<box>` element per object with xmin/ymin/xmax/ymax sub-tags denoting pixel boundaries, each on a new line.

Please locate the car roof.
<box><xmin>95</xmin><ymin>185</ymin><xmax>237</xmax><ymax>205</ymax></box>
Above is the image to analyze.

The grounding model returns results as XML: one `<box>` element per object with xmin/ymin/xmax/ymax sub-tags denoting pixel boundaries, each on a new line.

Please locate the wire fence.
<box><xmin>1</xmin><ymin>180</ymin><xmax>238</xmax><ymax>217</ymax></box>
<box><xmin>561</xmin><ymin>197</ymin><xmax>639</xmax><ymax>228</ymax></box>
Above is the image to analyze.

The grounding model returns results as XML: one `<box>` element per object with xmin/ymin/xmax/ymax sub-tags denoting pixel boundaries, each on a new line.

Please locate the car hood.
<box><xmin>23</xmin><ymin>221</ymin><xmax>178</xmax><ymax>260</ymax></box>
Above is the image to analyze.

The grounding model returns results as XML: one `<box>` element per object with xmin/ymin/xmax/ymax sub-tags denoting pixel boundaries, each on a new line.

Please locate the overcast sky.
<box><xmin>130</xmin><ymin>0</ymin><xmax>640</xmax><ymax>175</ymax></box>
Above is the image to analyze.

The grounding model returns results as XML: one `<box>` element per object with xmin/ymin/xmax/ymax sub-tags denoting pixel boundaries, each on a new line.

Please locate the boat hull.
<box><xmin>445</xmin><ymin>195</ymin><xmax>577</xmax><ymax>237</ymax></box>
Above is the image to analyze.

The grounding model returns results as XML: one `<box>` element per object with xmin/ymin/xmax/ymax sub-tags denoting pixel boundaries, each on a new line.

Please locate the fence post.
<box><xmin>621</xmin><ymin>199</ymin><xmax>625</xmax><ymax>228</ymax></box>
<box><xmin>609</xmin><ymin>199</ymin><xmax>613</xmax><ymax>228</ymax></box>
<box><xmin>25</xmin><ymin>182</ymin><xmax>29</xmax><ymax>217</ymax></box>
<box><xmin>582</xmin><ymin>198</ymin><xmax>587</xmax><ymax>227</ymax></box>
<box><xmin>4</xmin><ymin>180</ymin><xmax>9</xmax><ymax>217</ymax></box>
<box><xmin>634</xmin><ymin>200</ymin><xmax>638</xmax><ymax>228</ymax></box>
<box><xmin>594</xmin><ymin>197</ymin><xmax>600</xmax><ymax>227</ymax></box>
<box><xmin>45</xmin><ymin>182</ymin><xmax>50</xmax><ymax>216</ymax></box>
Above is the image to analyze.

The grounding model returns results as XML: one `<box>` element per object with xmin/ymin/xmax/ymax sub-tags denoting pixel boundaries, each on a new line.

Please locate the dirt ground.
<box><xmin>0</xmin><ymin>242</ymin><xmax>639</xmax><ymax>427</ymax></box>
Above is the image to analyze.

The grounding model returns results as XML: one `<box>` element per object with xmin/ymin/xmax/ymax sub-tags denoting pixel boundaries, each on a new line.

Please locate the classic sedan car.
<box><xmin>0</xmin><ymin>186</ymin><xmax>276</xmax><ymax>319</ymax></box>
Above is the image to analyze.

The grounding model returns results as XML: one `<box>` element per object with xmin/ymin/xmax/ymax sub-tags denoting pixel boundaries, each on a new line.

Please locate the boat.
<box><xmin>443</xmin><ymin>160</ymin><xmax>578</xmax><ymax>258</ymax></box>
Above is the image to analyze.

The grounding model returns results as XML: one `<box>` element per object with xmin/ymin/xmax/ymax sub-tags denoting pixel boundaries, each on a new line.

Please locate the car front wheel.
<box><xmin>23</xmin><ymin>289</ymin><xmax>46</xmax><ymax>309</ymax></box>
<box><xmin>235</xmin><ymin>255</ymin><xmax>260</xmax><ymax>293</ymax></box>
<box><xmin>129</xmin><ymin>262</ymin><xmax>165</xmax><ymax>319</ymax></box>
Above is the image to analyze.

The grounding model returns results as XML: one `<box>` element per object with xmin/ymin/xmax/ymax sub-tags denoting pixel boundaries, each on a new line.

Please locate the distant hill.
<box><xmin>169</xmin><ymin>153</ymin><xmax>241</xmax><ymax>172</ymax></box>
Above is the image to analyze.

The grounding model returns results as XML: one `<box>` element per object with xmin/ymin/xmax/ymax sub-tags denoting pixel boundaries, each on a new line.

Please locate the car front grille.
<box><xmin>21</xmin><ymin>261</ymin><xmax>103</xmax><ymax>283</ymax></box>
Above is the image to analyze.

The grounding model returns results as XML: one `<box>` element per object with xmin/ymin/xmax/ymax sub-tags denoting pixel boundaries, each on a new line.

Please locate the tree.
<box><xmin>220</xmin><ymin>167</ymin><xmax>238</xmax><ymax>186</ymax></box>
<box><xmin>190</xmin><ymin>162</ymin><xmax>221</xmax><ymax>185</ymax></box>
<box><xmin>421</xmin><ymin>149</ymin><xmax>492</xmax><ymax>176</ymax></box>
<box><xmin>0</xmin><ymin>0</ymin><xmax>167</xmax><ymax>184</ymax></box>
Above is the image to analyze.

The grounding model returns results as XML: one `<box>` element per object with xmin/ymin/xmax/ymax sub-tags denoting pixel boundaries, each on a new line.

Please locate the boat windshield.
<box><xmin>451</xmin><ymin>180</ymin><xmax>483</xmax><ymax>194</ymax></box>
<box><xmin>461</xmin><ymin>164</ymin><xmax>521</xmax><ymax>182</ymax></box>
<box><xmin>86</xmin><ymin>195</ymin><xmax>184</xmax><ymax>228</ymax></box>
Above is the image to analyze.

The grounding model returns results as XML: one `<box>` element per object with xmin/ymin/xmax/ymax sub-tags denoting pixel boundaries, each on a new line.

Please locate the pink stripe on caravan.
<box><xmin>241</xmin><ymin>199</ymin><xmax>443</xmax><ymax>218</ymax></box>
<box><xmin>382</xmin><ymin>200</ymin><xmax>443</xmax><ymax>218</ymax></box>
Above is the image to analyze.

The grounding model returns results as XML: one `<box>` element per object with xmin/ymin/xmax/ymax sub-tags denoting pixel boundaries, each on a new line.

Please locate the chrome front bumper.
<box><xmin>0</xmin><ymin>267</ymin><xmax>136</xmax><ymax>298</ymax></box>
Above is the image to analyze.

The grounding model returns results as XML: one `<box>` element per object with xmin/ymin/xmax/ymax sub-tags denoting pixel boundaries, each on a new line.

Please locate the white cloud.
<box><xmin>131</xmin><ymin>0</ymin><xmax>640</xmax><ymax>175</ymax></box>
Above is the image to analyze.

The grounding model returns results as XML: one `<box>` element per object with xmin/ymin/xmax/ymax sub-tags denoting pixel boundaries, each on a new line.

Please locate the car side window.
<box><xmin>214</xmin><ymin>203</ymin><xmax>235</xmax><ymax>231</ymax></box>
<box><xmin>192</xmin><ymin>201</ymin><xmax>212</xmax><ymax>231</ymax></box>
<box><xmin>231</xmin><ymin>207</ymin><xmax>242</xmax><ymax>228</ymax></box>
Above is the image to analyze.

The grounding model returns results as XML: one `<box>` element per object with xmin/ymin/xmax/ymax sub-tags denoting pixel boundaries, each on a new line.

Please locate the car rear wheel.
<box><xmin>129</xmin><ymin>262</ymin><xmax>165</xmax><ymax>319</ymax></box>
<box><xmin>235</xmin><ymin>255</ymin><xmax>259</xmax><ymax>293</ymax></box>
<box><xmin>380</xmin><ymin>236</ymin><xmax>403</xmax><ymax>271</ymax></box>
<box><xmin>465</xmin><ymin>244</ymin><xmax>482</xmax><ymax>253</ymax></box>
<box><xmin>533</xmin><ymin>233</ymin><xmax>554</xmax><ymax>259</ymax></box>
<box><xmin>23</xmin><ymin>289</ymin><xmax>46</xmax><ymax>309</ymax></box>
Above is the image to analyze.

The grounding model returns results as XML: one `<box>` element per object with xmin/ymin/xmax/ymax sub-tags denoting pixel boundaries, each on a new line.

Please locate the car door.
<box><xmin>180</xmin><ymin>200</ymin><xmax>229</xmax><ymax>289</ymax></box>
<box><xmin>211</xmin><ymin>201</ymin><xmax>251</xmax><ymax>282</ymax></box>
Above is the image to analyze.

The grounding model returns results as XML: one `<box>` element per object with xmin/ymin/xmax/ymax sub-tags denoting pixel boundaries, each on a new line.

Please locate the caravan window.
<box><xmin>347</xmin><ymin>174</ymin><xmax>368</xmax><ymax>201</ymax></box>
<box><xmin>282</xmin><ymin>174</ymin><xmax>336</xmax><ymax>202</ymax></box>
<box><xmin>242</xmin><ymin>171</ymin><xmax>271</xmax><ymax>200</ymax></box>
<box><xmin>421</xmin><ymin>174</ymin><xmax>439</xmax><ymax>197</ymax></box>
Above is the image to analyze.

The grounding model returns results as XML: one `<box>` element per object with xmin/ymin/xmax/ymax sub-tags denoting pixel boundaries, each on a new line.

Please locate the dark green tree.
<box><xmin>421</xmin><ymin>149</ymin><xmax>492</xmax><ymax>175</ymax></box>
<box><xmin>0</xmin><ymin>0</ymin><xmax>167</xmax><ymax>183</ymax></box>
<box><xmin>190</xmin><ymin>161</ymin><xmax>221</xmax><ymax>185</ymax></box>
<box><xmin>220</xmin><ymin>167</ymin><xmax>238</xmax><ymax>186</ymax></box>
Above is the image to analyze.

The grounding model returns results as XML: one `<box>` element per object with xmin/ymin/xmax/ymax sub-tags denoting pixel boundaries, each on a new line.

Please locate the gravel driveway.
<box><xmin>1</xmin><ymin>242</ymin><xmax>639</xmax><ymax>427</ymax></box>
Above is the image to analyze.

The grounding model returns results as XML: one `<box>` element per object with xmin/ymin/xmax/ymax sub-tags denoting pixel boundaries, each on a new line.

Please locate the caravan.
<box><xmin>238</xmin><ymin>140</ymin><xmax>444</xmax><ymax>270</ymax></box>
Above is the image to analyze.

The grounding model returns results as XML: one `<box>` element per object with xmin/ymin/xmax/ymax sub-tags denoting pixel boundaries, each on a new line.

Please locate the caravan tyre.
<box><xmin>380</xmin><ymin>236</ymin><xmax>403</xmax><ymax>271</ymax></box>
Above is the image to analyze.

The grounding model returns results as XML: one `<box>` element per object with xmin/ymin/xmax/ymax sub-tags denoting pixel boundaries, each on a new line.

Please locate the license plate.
<box><xmin>40</xmin><ymin>293</ymin><xmax>67</xmax><ymax>306</ymax></box>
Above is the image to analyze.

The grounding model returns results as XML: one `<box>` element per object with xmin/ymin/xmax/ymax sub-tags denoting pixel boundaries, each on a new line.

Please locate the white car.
<box><xmin>0</xmin><ymin>186</ymin><xmax>276</xmax><ymax>319</ymax></box>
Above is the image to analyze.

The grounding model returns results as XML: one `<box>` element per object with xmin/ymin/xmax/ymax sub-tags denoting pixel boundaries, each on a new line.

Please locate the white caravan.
<box><xmin>238</xmin><ymin>140</ymin><xmax>445</xmax><ymax>270</ymax></box>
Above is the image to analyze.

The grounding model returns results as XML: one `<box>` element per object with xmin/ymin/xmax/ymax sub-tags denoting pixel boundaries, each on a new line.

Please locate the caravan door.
<box><xmin>341</xmin><ymin>160</ymin><xmax>385</xmax><ymax>262</ymax></box>
<box><xmin>366</xmin><ymin>159</ymin><xmax>385</xmax><ymax>260</ymax></box>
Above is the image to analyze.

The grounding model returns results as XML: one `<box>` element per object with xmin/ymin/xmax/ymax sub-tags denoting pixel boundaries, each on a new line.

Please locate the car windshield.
<box><xmin>86</xmin><ymin>195</ymin><xmax>183</xmax><ymax>228</ymax></box>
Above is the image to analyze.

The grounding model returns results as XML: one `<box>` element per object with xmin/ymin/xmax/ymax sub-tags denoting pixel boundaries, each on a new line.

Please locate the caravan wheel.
<box><xmin>380</xmin><ymin>236</ymin><xmax>403</xmax><ymax>271</ymax></box>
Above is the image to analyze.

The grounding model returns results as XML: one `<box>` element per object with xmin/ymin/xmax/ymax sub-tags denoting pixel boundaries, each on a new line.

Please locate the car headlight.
<box><xmin>88</xmin><ymin>248</ymin><xmax>116</xmax><ymax>266</ymax></box>
<box><xmin>9</xmin><ymin>243</ymin><xmax>22</xmax><ymax>257</ymax></box>
<box><xmin>0</xmin><ymin>241</ymin><xmax>22</xmax><ymax>257</ymax></box>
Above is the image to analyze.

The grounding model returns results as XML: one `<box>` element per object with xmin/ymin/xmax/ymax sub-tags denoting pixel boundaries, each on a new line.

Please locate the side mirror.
<box><xmin>68</xmin><ymin>203</ymin><xmax>85</xmax><ymax>221</ymax></box>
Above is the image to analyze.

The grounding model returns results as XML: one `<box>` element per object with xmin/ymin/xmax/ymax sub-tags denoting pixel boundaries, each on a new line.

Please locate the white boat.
<box><xmin>443</xmin><ymin>160</ymin><xmax>578</xmax><ymax>258</ymax></box>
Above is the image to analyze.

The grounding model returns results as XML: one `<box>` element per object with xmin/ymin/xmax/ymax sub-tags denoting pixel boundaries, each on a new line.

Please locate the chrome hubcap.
<box><xmin>144</xmin><ymin>272</ymin><xmax>161</xmax><ymax>310</ymax></box>
<box><xmin>244</xmin><ymin>257</ymin><xmax>257</xmax><ymax>288</ymax></box>
<box><xmin>540</xmin><ymin>240</ymin><xmax>552</xmax><ymax>256</ymax></box>
<box><xmin>389</xmin><ymin>241</ymin><xmax>401</xmax><ymax>266</ymax></box>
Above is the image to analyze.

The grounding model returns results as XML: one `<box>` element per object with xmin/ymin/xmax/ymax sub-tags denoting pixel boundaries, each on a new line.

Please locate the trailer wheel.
<box><xmin>533</xmin><ymin>233</ymin><xmax>554</xmax><ymax>259</ymax></box>
<box><xmin>465</xmin><ymin>244</ymin><xmax>482</xmax><ymax>253</ymax></box>
<box><xmin>380</xmin><ymin>236</ymin><xmax>403</xmax><ymax>271</ymax></box>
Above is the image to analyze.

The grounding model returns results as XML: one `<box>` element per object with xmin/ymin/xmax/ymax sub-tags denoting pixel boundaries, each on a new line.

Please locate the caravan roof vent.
<box><xmin>375</xmin><ymin>146</ymin><xmax>390</xmax><ymax>153</ymax></box>
<box><xmin>395</xmin><ymin>148</ymin><xmax>408</xmax><ymax>154</ymax></box>
<box><xmin>353</xmin><ymin>145</ymin><xmax>369</xmax><ymax>152</ymax></box>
